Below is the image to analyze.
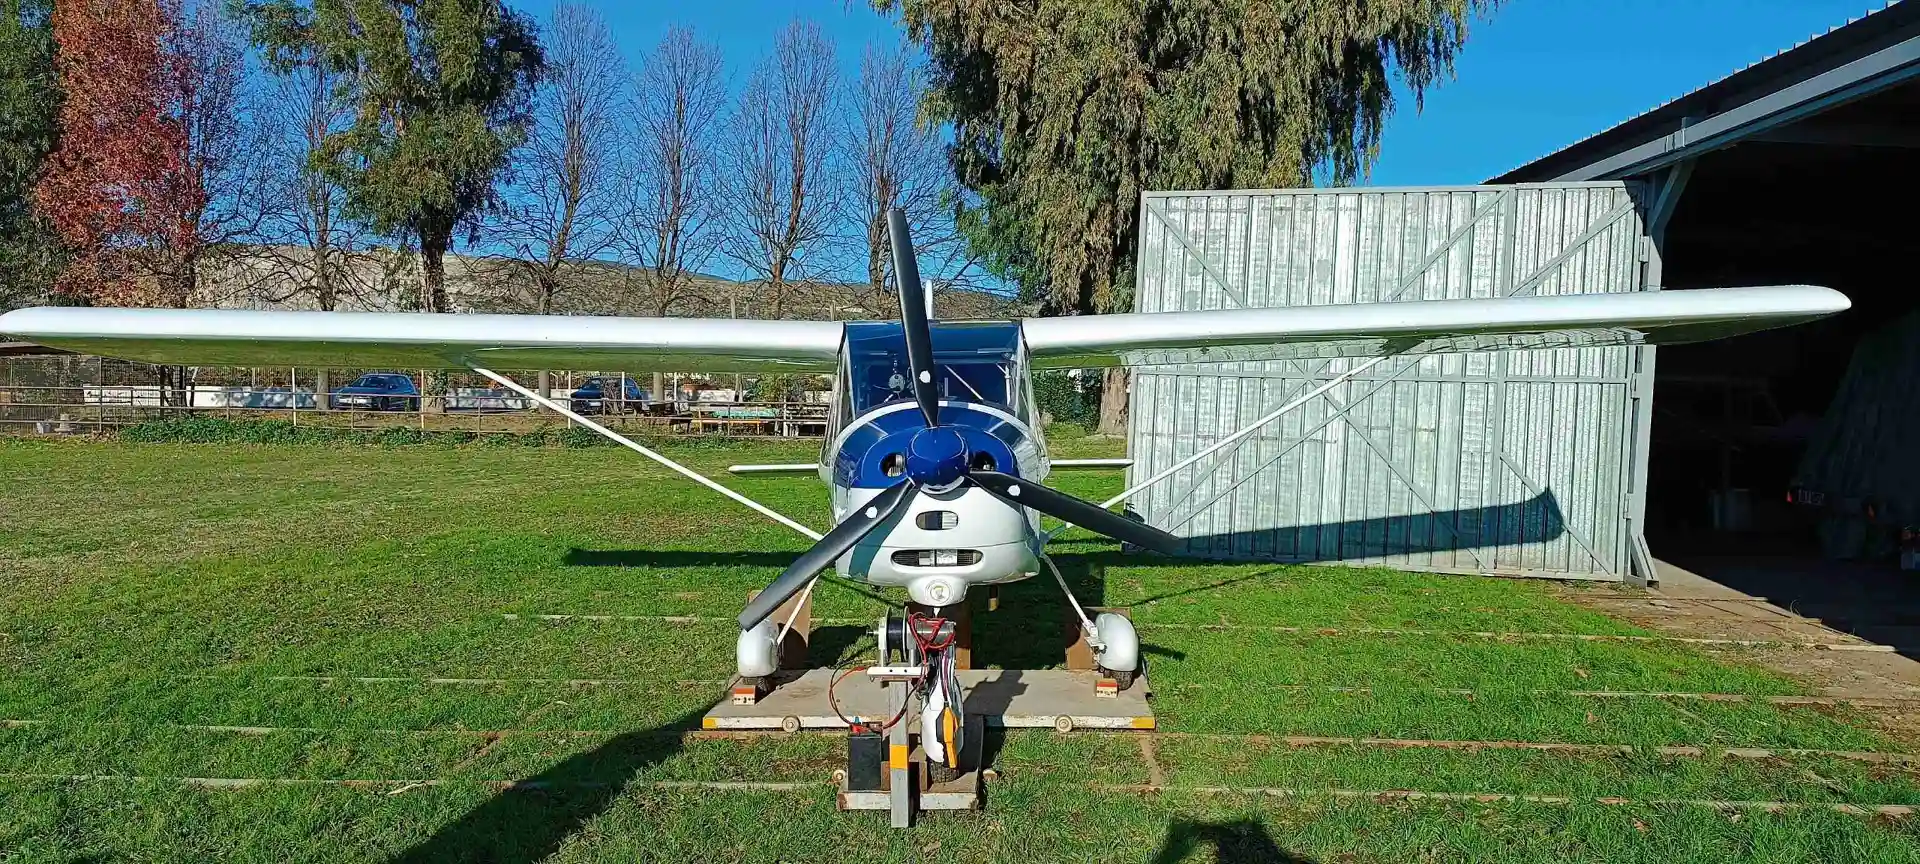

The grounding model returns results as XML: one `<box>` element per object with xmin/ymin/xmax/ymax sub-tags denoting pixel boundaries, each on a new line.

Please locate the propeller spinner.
<box><xmin>737</xmin><ymin>210</ymin><xmax>1185</xmax><ymax>631</ymax></box>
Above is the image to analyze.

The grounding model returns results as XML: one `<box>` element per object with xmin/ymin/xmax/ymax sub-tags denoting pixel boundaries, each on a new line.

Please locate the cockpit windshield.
<box><xmin>842</xmin><ymin>321</ymin><xmax>1021</xmax><ymax>415</ymax></box>
<box><xmin>820</xmin><ymin>320</ymin><xmax>1039</xmax><ymax>474</ymax></box>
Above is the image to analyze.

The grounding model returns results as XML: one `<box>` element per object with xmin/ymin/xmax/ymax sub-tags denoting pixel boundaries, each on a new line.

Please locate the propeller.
<box><xmin>737</xmin><ymin>480</ymin><xmax>918</xmax><ymax>630</ymax></box>
<box><xmin>888</xmin><ymin>208</ymin><xmax>940</xmax><ymax>427</ymax></box>
<box><xmin>967</xmin><ymin>470</ymin><xmax>1182</xmax><ymax>555</ymax></box>
<box><xmin>736</xmin><ymin>209</ymin><xmax>1186</xmax><ymax>631</ymax></box>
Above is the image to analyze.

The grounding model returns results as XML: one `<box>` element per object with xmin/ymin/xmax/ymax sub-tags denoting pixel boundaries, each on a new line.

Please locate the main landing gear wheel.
<box><xmin>1099</xmin><ymin>667</ymin><xmax>1138</xmax><ymax>691</ymax></box>
<box><xmin>1091</xmin><ymin>612</ymin><xmax>1141</xmax><ymax>691</ymax></box>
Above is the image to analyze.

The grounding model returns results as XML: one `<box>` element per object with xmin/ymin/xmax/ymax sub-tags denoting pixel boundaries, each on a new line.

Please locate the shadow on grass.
<box><xmin>1152</xmin><ymin>818</ymin><xmax>1315</xmax><ymax>864</ymax></box>
<box><xmin>562</xmin><ymin>548</ymin><xmax>800</xmax><ymax>568</ymax></box>
<box><xmin>388</xmin><ymin>707</ymin><xmax>708</xmax><ymax>864</ymax></box>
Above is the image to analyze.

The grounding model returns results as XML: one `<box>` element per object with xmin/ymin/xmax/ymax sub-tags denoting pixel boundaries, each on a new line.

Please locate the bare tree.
<box><xmin>484</xmin><ymin>2</ymin><xmax>624</xmax><ymax>316</ymax></box>
<box><xmin>231</xmin><ymin>57</ymin><xmax>387</xmax><ymax>313</ymax></box>
<box><xmin>621</xmin><ymin>25</ymin><xmax>726</xmax><ymax>319</ymax></box>
<box><xmin>144</xmin><ymin>0</ymin><xmax>274</xmax><ymax>308</ymax></box>
<box><xmin>721</xmin><ymin>20</ymin><xmax>837</xmax><ymax>320</ymax></box>
<box><xmin>843</xmin><ymin>43</ymin><xmax>977</xmax><ymax>315</ymax></box>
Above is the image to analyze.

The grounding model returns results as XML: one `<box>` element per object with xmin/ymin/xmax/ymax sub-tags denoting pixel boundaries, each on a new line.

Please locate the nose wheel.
<box><xmin>878</xmin><ymin>607</ymin><xmax>970</xmax><ymax>784</ymax></box>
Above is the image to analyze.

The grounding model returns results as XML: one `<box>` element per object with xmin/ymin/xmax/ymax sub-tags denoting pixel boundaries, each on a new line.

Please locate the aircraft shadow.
<box><xmin>433</xmin><ymin>496</ymin><xmax>1575</xmax><ymax>853</ymax></box>
<box><xmin>562</xmin><ymin>492</ymin><xmax>1575</xmax><ymax>669</ymax></box>
<box><xmin>387</xmin><ymin>706</ymin><xmax>708</xmax><ymax>864</ymax></box>
<box><xmin>1159</xmin><ymin>488</ymin><xmax>1570</xmax><ymax>566</ymax></box>
<box><xmin>1152</xmin><ymin>818</ymin><xmax>1317</xmax><ymax>864</ymax></box>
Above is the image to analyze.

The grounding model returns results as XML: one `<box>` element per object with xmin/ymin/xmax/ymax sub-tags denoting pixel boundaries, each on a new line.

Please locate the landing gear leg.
<box><xmin>1043</xmin><ymin>555</ymin><xmax>1143</xmax><ymax>691</ymax></box>
<box><xmin>885</xmin><ymin>608</ymin><xmax>969</xmax><ymax>784</ymax></box>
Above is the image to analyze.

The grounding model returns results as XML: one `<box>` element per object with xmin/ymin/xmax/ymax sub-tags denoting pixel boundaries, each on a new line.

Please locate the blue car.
<box><xmin>569</xmin><ymin>376</ymin><xmax>648</xmax><ymax>414</ymax></box>
<box><xmin>329</xmin><ymin>373</ymin><xmax>420</xmax><ymax>411</ymax></box>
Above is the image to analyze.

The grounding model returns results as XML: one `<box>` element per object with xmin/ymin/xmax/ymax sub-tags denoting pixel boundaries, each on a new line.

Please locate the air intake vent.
<box><xmin>915</xmin><ymin>511</ymin><xmax>958</xmax><ymax>530</ymax></box>
<box><xmin>890</xmin><ymin>549</ymin><xmax>983</xmax><ymax>567</ymax></box>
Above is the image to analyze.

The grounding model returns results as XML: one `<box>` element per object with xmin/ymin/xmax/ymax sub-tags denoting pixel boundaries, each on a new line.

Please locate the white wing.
<box><xmin>0</xmin><ymin>285</ymin><xmax>1848</xmax><ymax>373</ymax></box>
<box><xmin>1021</xmin><ymin>285</ymin><xmax>1849</xmax><ymax>368</ymax></box>
<box><xmin>0</xmin><ymin>307</ymin><xmax>845</xmax><ymax>373</ymax></box>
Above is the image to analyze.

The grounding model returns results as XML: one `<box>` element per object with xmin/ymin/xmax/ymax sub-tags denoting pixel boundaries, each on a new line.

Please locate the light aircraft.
<box><xmin>0</xmin><ymin>210</ymin><xmax>1850</xmax><ymax>777</ymax></box>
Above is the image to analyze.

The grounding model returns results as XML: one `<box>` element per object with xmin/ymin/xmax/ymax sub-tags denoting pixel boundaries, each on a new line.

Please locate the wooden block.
<box><xmin>1095</xmin><ymin>678</ymin><xmax>1119</xmax><ymax>699</ymax></box>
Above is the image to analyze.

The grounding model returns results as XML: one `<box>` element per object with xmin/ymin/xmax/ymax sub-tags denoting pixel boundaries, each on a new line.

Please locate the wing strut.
<box><xmin>471</xmin><ymin>367</ymin><xmax>823</xmax><ymax>542</ymax></box>
<box><xmin>1042</xmin><ymin>354</ymin><xmax>1393</xmax><ymax>544</ymax></box>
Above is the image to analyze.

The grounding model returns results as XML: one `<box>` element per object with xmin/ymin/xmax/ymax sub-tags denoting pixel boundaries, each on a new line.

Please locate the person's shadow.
<box><xmin>1151</xmin><ymin>818</ymin><xmax>1317</xmax><ymax>864</ymax></box>
<box><xmin>388</xmin><ymin>706</ymin><xmax>707</xmax><ymax>864</ymax></box>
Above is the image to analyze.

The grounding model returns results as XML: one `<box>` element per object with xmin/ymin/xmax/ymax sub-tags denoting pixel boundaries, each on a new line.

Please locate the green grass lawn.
<box><xmin>2</xmin><ymin>434</ymin><xmax>1919</xmax><ymax>862</ymax></box>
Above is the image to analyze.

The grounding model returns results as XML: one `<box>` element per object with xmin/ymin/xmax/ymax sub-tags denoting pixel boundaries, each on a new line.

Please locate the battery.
<box><xmin>846</xmin><ymin>726</ymin><xmax>884</xmax><ymax>791</ymax></box>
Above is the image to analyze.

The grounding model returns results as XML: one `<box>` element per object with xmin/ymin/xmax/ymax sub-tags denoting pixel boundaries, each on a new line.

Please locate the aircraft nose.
<box><xmin>905</xmin><ymin>426</ymin><xmax>968</xmax><ymax>490</ymax></box>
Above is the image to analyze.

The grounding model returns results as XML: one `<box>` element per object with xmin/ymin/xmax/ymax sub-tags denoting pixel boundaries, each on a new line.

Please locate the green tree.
<box><xmin>0</xmin><ymin>0</ymin><xmax>61</xmax><ymax>311</ymax></box>
<box><xmin>879</xmin><ymin>0</ymin><xmax>1491</xmax><ymax>431</ymax></box>
<box><xmin>239</xmin><ymin>0</ymin><xmax>543</xmax><ymax>313</ymax></box>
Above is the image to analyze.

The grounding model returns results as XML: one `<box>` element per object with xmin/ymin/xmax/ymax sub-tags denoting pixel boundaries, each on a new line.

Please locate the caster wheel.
<box><xmin>1100</xmin><ymin>667</ymin><xmax>1137</xmax><ymax>691</ymax></box>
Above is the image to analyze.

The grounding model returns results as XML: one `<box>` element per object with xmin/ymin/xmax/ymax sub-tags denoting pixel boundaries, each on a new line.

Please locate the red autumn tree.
<box><xmin>35</xmin><ymin>0</ymin><xmax>249</xmax><ymax>308</ymax></box>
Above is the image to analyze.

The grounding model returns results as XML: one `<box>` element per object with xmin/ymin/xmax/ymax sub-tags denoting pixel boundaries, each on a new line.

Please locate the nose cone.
<box><xmin>905</xmin><ymin>426</ymin><xmax>968</xmax><ymax>490</ymax></box>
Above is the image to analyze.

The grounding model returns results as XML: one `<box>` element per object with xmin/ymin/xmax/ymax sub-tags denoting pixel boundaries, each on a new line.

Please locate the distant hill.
<box><xmin>200</xmin><ymin>246</ymin><xmax>1024</xmax><ymax>322</ymax></box>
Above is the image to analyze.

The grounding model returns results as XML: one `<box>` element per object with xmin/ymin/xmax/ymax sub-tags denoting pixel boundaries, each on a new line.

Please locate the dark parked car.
<box><xmin>329</xmin><ymin>373</ymin><xmax>420</xmax><ymax>411</ymax></box>
<box><xmin>569</xmin><ymin>376</ymin><xmax>648</xmax><ymax>414</ymax></box>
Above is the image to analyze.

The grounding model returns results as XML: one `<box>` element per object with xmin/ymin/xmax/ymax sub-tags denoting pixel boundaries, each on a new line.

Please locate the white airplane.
<box><xmin>0</xmin><ymin>210</ymin><xmax>1850</xmax><ymax>777</ymax></box>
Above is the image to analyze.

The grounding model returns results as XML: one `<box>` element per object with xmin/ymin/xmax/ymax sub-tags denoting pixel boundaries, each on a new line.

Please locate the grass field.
<box><xmin>3</xmin><ymin>434</ymin><xmax>1919</xmax><ymax>862</ymax></box>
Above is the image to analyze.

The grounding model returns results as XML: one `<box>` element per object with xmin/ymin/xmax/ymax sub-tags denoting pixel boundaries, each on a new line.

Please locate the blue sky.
<box><xmin>517</xmin><ymin>0</ymin><xmax>1892</xmax><ymax>186</ymax></box>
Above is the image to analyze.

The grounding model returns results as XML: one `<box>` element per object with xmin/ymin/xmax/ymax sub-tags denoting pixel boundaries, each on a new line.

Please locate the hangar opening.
<box><xmin>1498</xmin><ymin>3</ymin><xmax>1920</xmax><ymax>631</ymax></box>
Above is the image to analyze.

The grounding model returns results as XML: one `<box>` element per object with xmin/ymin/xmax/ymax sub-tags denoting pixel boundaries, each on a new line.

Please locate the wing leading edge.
<box><xmin>0</xmin><ymin>307</ymin><xmax>846</xmax><ymax>374</ymax></box>
<box><xmin>0</xmin><ymin>285</ymin><xmax>1848</xmax><ymax>373</ymax></box>
<box><xmin>1020</xmin><ymin>285</ymin><xmax>1850</xmax><ymax>368</ymax></box>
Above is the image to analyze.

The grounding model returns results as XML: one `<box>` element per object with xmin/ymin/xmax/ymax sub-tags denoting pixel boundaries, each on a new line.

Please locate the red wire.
<box><xmin>907</xmin><ymin>612</ymin><xmax>956</xmax><ymax>652</ymax></box>
<box><xmin>827</xmin><ymin>661</ymin><xmax>911</xmax><ymax>732</ymax></box>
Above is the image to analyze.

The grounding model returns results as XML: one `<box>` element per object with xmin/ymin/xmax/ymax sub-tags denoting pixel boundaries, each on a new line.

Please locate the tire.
<box><xmin>926</xmin><ymin>759</ymin><xmax>962</xmax><ymax>785</ymax></box>
<box><xmin>1102</xmin><ymin>668</ymin><xmax>1138</xmax><ymax>691</ymax></box>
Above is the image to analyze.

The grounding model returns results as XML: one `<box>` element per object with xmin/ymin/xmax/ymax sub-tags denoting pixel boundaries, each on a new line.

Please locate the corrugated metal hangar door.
<box><xmin>1126</xmin><ymin>183</ymin><xmax>1654</xmax><ymax>580</ymax></box>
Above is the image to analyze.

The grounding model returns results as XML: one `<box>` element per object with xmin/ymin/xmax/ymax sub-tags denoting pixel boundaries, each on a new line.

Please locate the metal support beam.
<box><xmin>1751</xmin><ymin>121</ymin><xmax>1920</xmax><ymax>149</ymax></box>
<box><xmin>1648</xmin><ymin>160</ymin><xmax>1695</xmax><ymax>244</ymax></box>
<box><xmin>1618</xmin><ymin>162</ymin><xmax>1693</xmax><ymax>588</ymax></box>
<box><xmin>1151</xmin><ymin>360</ymin><xmax>1417</xmax><ymax>536</ymax></box>
<box><xmin>1144</xmin><ymin>198</ymin><xmax>1249</xmax><ymax>307</ymax></box>
<box><xmin>473</xmin><ymin>367</ymin><xmax>823</xmax><ymax>542</ymax></box>
<box><xmin>1095</xmin><ymin>356</ymin><xmax>1391</xmax><ymax>511</ymax></box>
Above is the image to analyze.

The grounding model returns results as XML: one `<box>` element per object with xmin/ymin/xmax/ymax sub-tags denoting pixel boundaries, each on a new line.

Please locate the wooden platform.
<box><xmin>701</xmin><ymin>668</ymin><xmax>1155</xmax><ymax>732</ymax></box>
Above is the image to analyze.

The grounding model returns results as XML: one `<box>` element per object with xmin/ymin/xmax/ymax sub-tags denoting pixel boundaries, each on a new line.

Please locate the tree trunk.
<box><xmin>315</xmin><ymin>268</ymin><xmax>336</xmax><ymax>311</ymax></box>
<box><xmin>315</xmin><ymin>369</ymin><xmax>329</xmax><ymax>410</ymax></box>
<box><xmin>314</xmin><ymin>226</ymin><xmax>337</xmax><ymax>311</ymax></box>
<box><xmin>651</xmin><ymin>372</ymin><xmax>664</xmax><ymax>411</ymax></box>
<box><xmin>419</xmin><ymin>227</ymin><xmax>450</xmax><ymax>314</ymax></box>
<box><xmin>768</xmin><ymin>258</ymin><xmax>787</xmax><ymax>319</ymax></box>
<box><xmin>537</xmin><ymin>370</ymin><xmax>551</xmax><ymax>406</ymax></box>
<box><xmin>1097</xmin><ymin>367</ymin><xmax>1130</xmax><ymax>436</ymax></box>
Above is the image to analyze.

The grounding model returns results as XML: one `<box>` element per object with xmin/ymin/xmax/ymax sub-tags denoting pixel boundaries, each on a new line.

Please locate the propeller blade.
<box><xmin>887</xmin><ymin>208</ymin><xmax>939</xmax><ymax>427</ymax></box>
<box><xmin>968</xmin><ymin>470</ymin><xmax>1185</xmax><ymax>555</ymax></box>
<box><xmin>737</xmin><ymin>481</ymin><xmax>918</xmax><ymax>630</ymax></box>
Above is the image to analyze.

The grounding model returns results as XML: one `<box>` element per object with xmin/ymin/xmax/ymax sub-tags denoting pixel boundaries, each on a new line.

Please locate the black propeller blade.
<box><xmin>967</xmin><ymin>470</ymin><xmax>1185</xmax><ymax>555</ymax></box>
<box><xmin>887</xmin><ymin>208</ymin><xmax>940</xmax><ymax>428</ymax></box>
<box><xmin>738</xmin><ymin>481</ymin><xmax>918</xmax><ymax>630</ymax></box>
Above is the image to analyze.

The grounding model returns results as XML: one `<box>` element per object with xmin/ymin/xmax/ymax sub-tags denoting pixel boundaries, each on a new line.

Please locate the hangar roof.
<box><xmin>1494</xmin><ymin>2</ymin><xmax>1920</xmax><ymax>182</ymax></box>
